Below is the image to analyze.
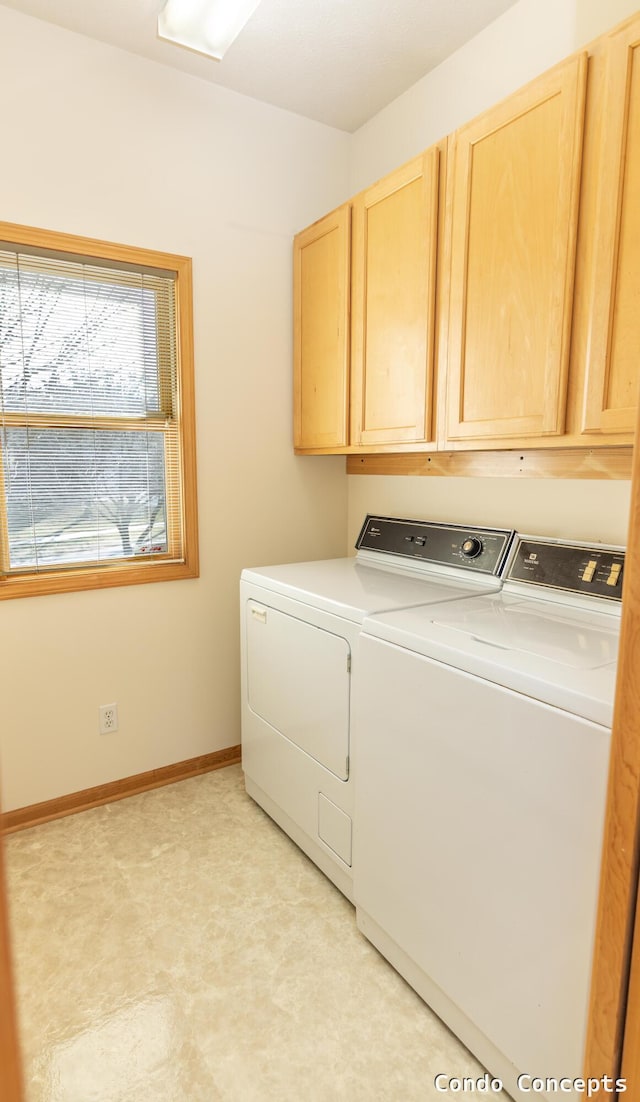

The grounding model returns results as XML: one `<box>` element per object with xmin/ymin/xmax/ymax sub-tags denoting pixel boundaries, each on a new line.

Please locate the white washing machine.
<box><xmin>240</xmin><ymin>516</ymin><xmax>514</xmax><ymax>901</ymax></box>
<box><xmin>353</xmin><ymin>535</ymin><xmax>624</xmax><ymax>1101</ymax></box>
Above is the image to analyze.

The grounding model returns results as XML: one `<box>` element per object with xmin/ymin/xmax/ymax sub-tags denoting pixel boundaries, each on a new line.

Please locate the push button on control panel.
<box><xmin>607</xmin><ymin>563</ymin><xmax>622</xmax><ymax>587</ymax></box>
<box><xmin>582</xmin><ymin>560</ymin><xmax>597</xmax><ymax>583</ymax></box>
<box><xmin>403</xmin><ymin>532</ymin><xmax>427</xmax><ymax>548</ymax></box>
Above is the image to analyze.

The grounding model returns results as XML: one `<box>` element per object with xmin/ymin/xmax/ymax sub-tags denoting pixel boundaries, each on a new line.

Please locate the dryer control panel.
<box><xmin>507</xmin><ymin>538</ymin><xmax>625</xmax><ymax>601</ymax></box>
<box><xmin>355</xmin><ymin>516</ymin><xmax>513</xmax><ymax>576</ymax></box>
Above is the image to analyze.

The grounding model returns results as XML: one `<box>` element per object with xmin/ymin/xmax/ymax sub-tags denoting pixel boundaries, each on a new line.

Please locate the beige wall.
<box><xmin>0</xmin><ymin>6</ymin><xmax>350</xmax><ymax>811</ymax></box>
<box><xmin>347</xmin><ymin>0</ymin><xmax>635</xmax><ymax>553</ymax></box>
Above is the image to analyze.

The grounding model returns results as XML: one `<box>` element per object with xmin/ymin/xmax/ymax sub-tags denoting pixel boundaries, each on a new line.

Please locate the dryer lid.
<box><xmin>241</xmin><ymin>557</ymin><xmax>502</xmax><ymax>623</ymax></box>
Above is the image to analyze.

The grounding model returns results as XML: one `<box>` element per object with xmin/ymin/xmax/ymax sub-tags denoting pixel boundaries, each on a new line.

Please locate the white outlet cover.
<box><xmin>99</xmin><ymin>703</ymin><xmax>119</xmax><ymax>735</ymax></box>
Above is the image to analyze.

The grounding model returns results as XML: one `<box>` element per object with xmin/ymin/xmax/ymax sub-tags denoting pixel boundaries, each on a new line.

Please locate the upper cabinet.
<box><xmin>444</xmin><ymin>55</ymin><xmax>588</xmax><ymax>444</ymax></box>
<box><xmin>580</xmin><ymin>15</ymin><xmax>640</xmax><ymax>436</ymax></box>
<box><xmin>293</xmin><ymin>149</ymin><xmax>441</xmax><ymax>454</ymax></box>
<box><xmin>350</xmin><ymin>152</ymin><xmax>439</xmax><ymax>447</ymax></box>
<box><xmin>292</xmin><ymin>9</ymin><xmax>640</xmax><ymax>468</ymax></box>
<box><xmin>293</xmin><ymin>206</ymin><xmax>350</xmax><ymax>450</ymax></box>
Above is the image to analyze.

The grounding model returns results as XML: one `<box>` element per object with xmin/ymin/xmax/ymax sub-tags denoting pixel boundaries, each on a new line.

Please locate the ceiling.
<box><xmin>1</xmin><ymin>0</ymin><xmax>520</xmax><ymax>132</ymax></box>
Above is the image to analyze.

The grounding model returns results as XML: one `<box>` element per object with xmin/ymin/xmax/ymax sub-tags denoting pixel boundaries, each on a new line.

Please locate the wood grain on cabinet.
<box><xmin>581</xmin><ymin>17</ymin><xmax>640</xmax><ymax>435</ymax></box>
<box><xmin>293</xmin><ymin>206</ymin><xmax>350</xmax><ymax>450</ymax></box>
<box><xmin>346</xmin><ymin>446</ymin><xmax>632</xmax><ymax>479</ymax></box>
<box><xmin>350</xmin><ymin>152</ymin><xmax>439</xmax><ymax>446</ymax></box>
<box><xmin>445</xmin><ymin>55</ymin><xmax>588</xmax><ymax>443</ymax></box>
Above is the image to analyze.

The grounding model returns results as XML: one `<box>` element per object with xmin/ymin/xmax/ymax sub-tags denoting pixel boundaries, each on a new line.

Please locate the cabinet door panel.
<box><xmin>293</xmin><ymin>207</ymin><xmax>350</xmax><ymax>450</ymax></box>
<box><xmin>351</xmin><ymin>151</ymin><xmax>439</xmax><ymax>446</ymax></box>
<box><xmin>446</xmin><ymin>55</ymin><xmax>587</xmax><ymax>442</ymax></box>
<box><xmin>582</xmin><ymin>20</ymin><xmax>640</xmax><ymax>435</ymax></box>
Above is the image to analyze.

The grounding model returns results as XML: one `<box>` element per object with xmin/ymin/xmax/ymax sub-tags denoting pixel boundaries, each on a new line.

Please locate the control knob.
<box><xmin>461</xmin><ymin>536</ymin><xmax>483</xmax><ymax>559</ymax></box>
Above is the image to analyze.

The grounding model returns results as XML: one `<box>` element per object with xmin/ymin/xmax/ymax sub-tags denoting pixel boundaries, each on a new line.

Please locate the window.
<box><xmin>0</xmin><ymin>222</ymin><xmax>198</xmax><ymax>599</ymax></box>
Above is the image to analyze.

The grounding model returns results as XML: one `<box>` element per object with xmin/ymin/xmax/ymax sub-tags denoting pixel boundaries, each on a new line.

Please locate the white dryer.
<box><xmin>353</xmin><ymin>535</ymin><xmax>624</xmax><ymax>1101</ymax></box>
<box><xmin>240</xmin><ymin>516</ymin><xmax>514</xmax><ymax>901</ymax></box>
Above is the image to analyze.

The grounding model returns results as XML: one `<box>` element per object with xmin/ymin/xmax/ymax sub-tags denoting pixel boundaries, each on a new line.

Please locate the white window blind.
<box><xmin>0</xmin><ymin>244</ymin><xmax>188</xmax><ymax>580</ymax></box>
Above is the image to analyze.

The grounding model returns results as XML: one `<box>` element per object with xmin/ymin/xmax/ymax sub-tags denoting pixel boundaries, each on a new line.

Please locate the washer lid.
<box><xmin>241</xmin><ymin>558</ymin><xmax>502</xmax><ymax>624</ymax></box>
<box><xmin>432</xmin><ymin>597</ymin><xmax>619</xmax><ymax>670</ymax></box>
<box><xmin>361</xmin><ymin>592</ymin><xmax>620</xmax><ymax>725</ymax></box>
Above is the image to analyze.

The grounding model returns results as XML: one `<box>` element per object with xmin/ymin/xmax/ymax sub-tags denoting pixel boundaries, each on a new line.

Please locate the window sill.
<box><xmin>0</xmin><ymin>558</ymin><xmax>199</xmax><ymax>601</ymax></box>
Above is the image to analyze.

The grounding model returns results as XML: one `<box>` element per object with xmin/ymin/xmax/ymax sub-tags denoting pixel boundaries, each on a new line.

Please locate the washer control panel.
<box><xmin>355</xmin><ymin>516</ymin><xmax>513</xmax><ymax>575</ymax></box>
<box><xmin>507</xmin><ymin>538</ymin><xmax>625</xmax><ymax>601</ymax></box>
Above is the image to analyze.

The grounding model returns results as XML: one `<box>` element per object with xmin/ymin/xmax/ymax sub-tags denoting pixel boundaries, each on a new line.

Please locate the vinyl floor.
<box><xmin>6</xmin><ymin>764</ymin><xmax>499</xmax><ymax>1101</ymax></box>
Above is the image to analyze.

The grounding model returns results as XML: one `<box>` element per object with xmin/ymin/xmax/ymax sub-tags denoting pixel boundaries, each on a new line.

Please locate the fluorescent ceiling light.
<box><xmin>158</xmin><ymin>0</ymin><xmax>263</xmax><ymax>61</ymax></box>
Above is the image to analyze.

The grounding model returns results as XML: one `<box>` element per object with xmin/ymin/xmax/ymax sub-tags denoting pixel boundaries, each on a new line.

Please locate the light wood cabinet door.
<box><xmin>445</xmin><ymin>55</ymin><xmax>587</xmax><ymax>443</ymax></box>
<box><xmin>581</xmin><ymin>18</ymin><xmax>640</xmax><ymax>436</ymax></box>
<box><xmin>293</xmin><ymin>206</ymin><xmax>350</xmax><ymax>451</ymax></box>
<box><xmin>350</xmin><ymin>151</ymin><xmax>439</xmax><ymax>446</ymax></box>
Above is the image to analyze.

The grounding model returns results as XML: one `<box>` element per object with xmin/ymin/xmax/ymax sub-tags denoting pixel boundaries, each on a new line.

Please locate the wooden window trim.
<box><xmin>0</xmin><ymin>222</ymin><xmax>199</xmax><ymax>600</ymax></box>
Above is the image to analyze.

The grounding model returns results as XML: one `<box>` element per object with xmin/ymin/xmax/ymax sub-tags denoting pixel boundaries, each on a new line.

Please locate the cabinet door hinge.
<box><xmin>347</xmin><ymin>653</ymin><xmax>352</xmax><ymax>673</ymax></box>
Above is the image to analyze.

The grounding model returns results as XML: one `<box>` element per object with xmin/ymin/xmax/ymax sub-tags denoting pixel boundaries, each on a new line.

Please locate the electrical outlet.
<box><xmin>99</xmin><ymin>703</ymin><xmax>119</xmax><ymax>735</ymax></box>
